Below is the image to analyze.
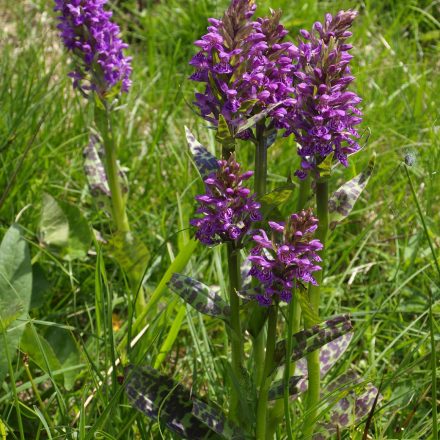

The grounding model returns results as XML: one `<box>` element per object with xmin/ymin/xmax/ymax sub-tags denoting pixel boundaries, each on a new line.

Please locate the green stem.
<box><xmin>284</xmin><ymin>293</ymin><xmax>300</xmax><ymax>439</ymax></box>
<box><xmin>227</xmin><ymin>242</ymin><xmax>244</xmax><ymax>420</ymax></box>
<box><xmin>303</xmin><ymin>181</ymin><xmax>328</xmax><ymax>438</ymax></box>
<box><xmin>95</xmin><ymin>103</ymin><xmax>130</xmax><ymax>235</ymax></box>
<box><xmin>255</xmin><ymin>121</ymin><xmax>267</xmax><ymax>198</ymax></box>
<box><xmin>267</xmin><ymin>178</ymin><xmax>311</xmax><ymax>438</ymax></box>
<box><xmin>253</xmin><ymin>121</ymin><xmax>268</xmax><ymax>386</ymax></box>
<box><xmin>256</xmin><ymin>305</ymin><xmax>278</xmax><ymax>440</ymax></box>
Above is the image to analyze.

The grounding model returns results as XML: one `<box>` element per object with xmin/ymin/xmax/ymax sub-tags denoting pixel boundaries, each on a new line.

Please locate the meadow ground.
<box><xmin>0</xmin><ymin>0</ymin><xmax>439</xmax><ymax>438</ymax></box>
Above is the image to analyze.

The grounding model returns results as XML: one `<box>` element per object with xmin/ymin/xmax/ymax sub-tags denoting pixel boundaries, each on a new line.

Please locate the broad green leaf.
<box><xmin>185</xmin><ymin>127</ymin><xmax>219</xmax><ymax>178</ymax></box>
<box><xmin>39</xmin><ymin>193</ymin><xmax>92</xmax><ymax>261</ymax></box>
<box><xmin>168</xmin><ymin>273</ymin><xmax>231</xmax><ymax>320</ymax></box>
<box><xmin>45</xmin><ymin>326</ymin><xmax>81</xmax><ymax>390</ymax></box>
<box><xmin>39</xmin><ymin>193</ymin><xmax>69</xmax><ymax>248</ymax></box>
<box><xmin>125</xmin><ymin>365</ymin><xmax>247</xmax><ymax>439</ymax></box>
<box><xmin>0</xmin><ymin>225</ymin><xmax>32</xmax><ymax>384</ymax></box>
<box><xmin>328</xmin><ymin>155</ymin><xmax>376</xmax><ymax>230</ymax></box>
<box><xmin>30</xmin><ymin>263</ymin><xmax>50</xmax><ymax>310</ymax></box>
<box><xmin>108</xmin><ymin>231</ymin><xmax>149</xmax><ymax>287</ymax></box>
<box><xmin>21</xmin><ymin>324</ymin><xmax>62</xmax><ymax>376</ymax></box>
<box><xmin>58</xmin><ymin>200</ymin><xmax>92</xmax><ymax>261</ymax></box>
<box><xmin>273</xmin><ymin>315</ymin><xmax>352</xmax><ymax>370</ymax></box>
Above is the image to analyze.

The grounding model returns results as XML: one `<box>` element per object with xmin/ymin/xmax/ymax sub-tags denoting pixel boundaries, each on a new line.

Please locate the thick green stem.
<box><xmin>255</xmin><ymin>122</ymin><xmax>267</xmax><ymax>198</ymax></box>
<box><xmin>256</xmin><ymin>305</ymin><xmax>278</xmax><ymax>440</ymax></box>
<box><xmin>303</xmin><ymin>181</ymin><xmax>328</xmax><ymax>438</ymax></box>
<box><xmin>253</xmin><ymin>121</ymin><xmax>268</xmax><ymax>386</ymax></box>
<box><xmin>267</xmin><ymin>178</ymin><xmax>311</xmax><ymax>438</ymax></box>
<box><xmin>95</xmin><ymin>104</ymin><xmax>130</xmax><ymax>235</ymax></box>
<box><xmin>227</xmin><ymin>243</ymin><xmax>244</xmax><ymax>420</ymax></box>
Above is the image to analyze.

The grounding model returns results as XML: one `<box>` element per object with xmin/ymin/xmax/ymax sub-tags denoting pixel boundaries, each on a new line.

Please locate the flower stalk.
<box><xmin>227</xmin><ymin>242</ymin><xmax>244</xmax><ymax>420</ymax></box>
<box><xmin>256</xmin><ymin>304</ymin><xmax>278</xmax><ymax>440</ymax></box>
<box><xmin>303</xmin><ymin>180</ymin><xmax>329</xmax><ymax>437</ymax></box>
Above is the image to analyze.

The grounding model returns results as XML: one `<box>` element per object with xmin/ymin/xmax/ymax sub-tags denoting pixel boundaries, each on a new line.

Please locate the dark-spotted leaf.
<box><xmin>83</xmin><ymin>134</ymin><xmax>111</xmax><ymax>198</ymax></box>
<box><xmin>268</xmin><ymin>376</ymin><xmax>302</xmax><ymax>401</ymax></box>
<box><xmin>294</xmin><ymin>332</ymin><xmax>354</xmax><ymax>394</ymax></box>
<box><xmin>125</xmin><ymin>365</ymin><xmax>247</xmax><ymax>439</ymax></box>
<box><xmin>192</xmin><ymin>398</ymin><xmax>248</xmax><ymax>439</ymax></box>
<box><xmin>185</xmin><ymin>127</ymin><xmax>219</xmax><ymax>178</ymax></box>
<box><xmin>168</xmin><ymin>274</ymin><xmax>230</xmax><ymax>320</ymax></box>
<box><xmin>313</xmin><ymin>371</ymin><xmax>382</xmax><ymax>439</ymax></box>
<box><xmin>328</xmin><ymin>155</ymin><xmax>375</xmax><ymax>230</ymax></box>
<box><xmin>236</xmin><ymin>102</ymin><xmax>284</xmax><ymax>134</ymax></box>
<box><xmin>0</xmin><ymin>225</ymin><xmax>32</xmax><ymax>384</ymax></box>
<box><xmin>273</xmin><ymin>315</ymin><xmax>352</xmax><ymax>370</ymax></box>
<box><xmin>108</xmin><ymin>231</ymin><xmax>149</xmax><ymax>287</ymax></box>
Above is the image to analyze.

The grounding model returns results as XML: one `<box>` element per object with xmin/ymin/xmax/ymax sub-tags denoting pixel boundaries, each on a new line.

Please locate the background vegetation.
<box><xmin>0</xmin><ymin>0</ymin><xmax>439</xmax><ymax>438</ymax></box>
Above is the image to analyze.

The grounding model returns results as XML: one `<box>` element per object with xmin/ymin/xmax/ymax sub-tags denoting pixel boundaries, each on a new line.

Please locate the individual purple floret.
<box><xmin>190</xmin><ymin>1</ymin><xmax>296</xmax><ymax>137</ymax></box>
<box><xmin>248</xmin><ymin>209</ymin><xmax>323</xmax><ymax>306</ymax></box>
<box><xmin>285</xmin><ymin>10</ymin><xmax>362</xmax><ymax>179</ymax></box>
<box><xmin>191</xmin><ymin>156</ymin><xmax>262</xmax><ymax>245</ymax></box>
<box><xmin>54</xmin><ymin>0</ymin><xmax>132</xmax><ymax>96</ymax></box>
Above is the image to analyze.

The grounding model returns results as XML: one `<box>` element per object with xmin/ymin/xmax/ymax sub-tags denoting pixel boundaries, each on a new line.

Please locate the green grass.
<box><xmin>0</xmin><ymin>0</ymin><xmax>439</xmax><ymax>438</ymax></box>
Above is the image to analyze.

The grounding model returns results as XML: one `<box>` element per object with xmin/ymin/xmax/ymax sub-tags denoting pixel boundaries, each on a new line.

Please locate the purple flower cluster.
<box><xmin>248</xmin><ymin>209</ymin><xmax>323</xmax><ymax>306</ymax></box>
<box><xmin>191</xmin><ymin>156</ymin><xmax>262</xmax><ymax>245</ymax></box>
<box><xmin>190</xmin><ymin>1</ymin><xmax>296</xmax><ymax>136</ymax></box>
<box><xmin>285</xmin><ymin>10</ymin><xmax>362</xmax><ymax>179</ymax></box>
<box><xmin>54</xmin><ymin>0</ymin><xmax>132</xmax><ymax>95</ymax></box>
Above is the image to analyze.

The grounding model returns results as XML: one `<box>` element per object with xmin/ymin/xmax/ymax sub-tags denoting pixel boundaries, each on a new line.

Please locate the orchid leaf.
<box><xmin>168</xmin><ymin>273</ymin><xmax>230</xmax><ymax>320</ymax></box>
<box><xmin>273</xmin><ymin>315</ymin><xmax>352</xmax><ymax>370</ymax></box>
<box><xmin>295</xmin><ymin>332</ymin><xmax>354</xmax><ymax>394</ymax></box>
<box><xmin>264</xmin><ymin>128</ymin><xmax>277</xmax><ymax>149</ymax></box>
<box><xmin>296</xmin><ymin>287</ymin><xmax>320</xmax><ymax>325</ymax></box>
<box><xmin>0</xmin><ymin>225</ymin><xmax>32</xmax><ymax>385</ymax></box>
<box><xmin>268</xmin><ymin>376</ymin><xmax>302</xmax><ymax>401</ymax></box>
<box><xmin>260</xmin><ymin>183</ymin><xmax>294</xmax><ymax>207</ymax></box>
<box><xmin>313</xmin><ymin>371</ymin><xmax>383</xmax><ymax>440</ymax></box>
<box><xmin>328</xmin><ymin>155</ymin><xmax>375</xmax><ymax>230</ymax></box>
<box><xmin>125</xmin><ymin>365</ymin><xmax>247</xmax><ymax>439</ymax></box>
<box><xmin>236</xmin><ymin>102</ymin><xmax>283</xmax><ymax>134</ymax></box>
<box><xmin>83</xmin><ymin>134</ymin><xmax>111</xmax><ymax>198</ymax></box>
<box><xmin>216</xmin><ymin>115</ymin><xmax>235</xmax><ymax>150</ymax></box>
<box><xmin>185</xmin><ymin>127</ymin><xmax>219</xmax><ymax>178</ymax></box>
<box><xmin>192</xmin><ymin>398</ymin><xmax>249</xmax><ymax>439</ymax></box>
<box><xmin>316</xmin><ymin>152</ymin><xmax>334</xmax><ymax>178</ymax></box>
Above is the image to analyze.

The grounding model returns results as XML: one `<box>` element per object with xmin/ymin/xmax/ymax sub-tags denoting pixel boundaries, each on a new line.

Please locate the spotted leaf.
<box><xmin>294</xmin><ymin>332</ymin><xmax>354</xmax><ymax>394</ymax></box>
<box><xmin>268</xmin><ymin>375</ymin><xmax>303</xmax><ymax>401</ymax></box>
<box><xmin>168</xmin><ymin>273</ymin><xmax>231</xmax><ymax>320</ymax></box>
<box><xmin>313</xmin><ymin>371</ymin><xmax>382</xmax><ymax>440</ymax></box>
<box><xmin>125</xmin><ymin>365</ymin><xmax>247</xmax><ymax>440</ymax></box>
<box><xmin>328</xmin><ymin>155</ymin><xmax>375</xmax><ymax>229</ymax></box>
<box><xmin>273</xmin><ymin>315</ymin><xmax>353</xmax><ymax>370</ymax></box>
<box><xmin>236</xmin><ymin>102</ymin><xmax>284</xmax><ymax>134</ymax></box>
<box><xmin>185</xmin><ymin>127</ymin><xmax>219</xmax><ymax>178</ymax></box>
<box><xmin>83</xmin><ymin>134</ymin><xmax>111</xmax><ymax>198</ymax></box>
